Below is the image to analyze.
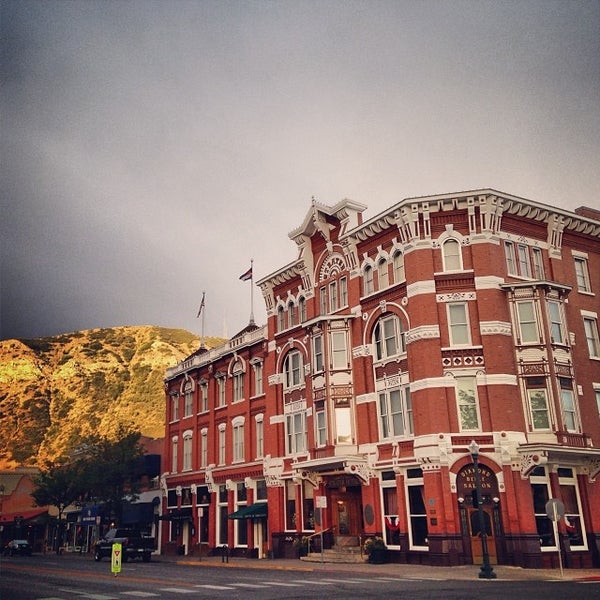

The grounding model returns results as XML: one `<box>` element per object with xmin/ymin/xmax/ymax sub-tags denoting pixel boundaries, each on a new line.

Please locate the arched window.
<box><xmin>298</xmin><ymin>296</ymin><xmax>307</xmax><ymax>323</ymax></box>
<box><xmin>277</xmin><ymin>305</ymin><xmax>285</xmax><ymax>332</ymax></box>
<box><xmin>378</xmin><ymin>258</ymin><xmax>389</xmax><ymax>290</ymax></box>
<box><xmin>364</xmin><ymin>265</ymin><xmax>374</xmax><ymax>295</ymax></box>
<box><xmin>392</xmin><ymin>251</ymin><xmax>405</xmax><ymax>283</ymax></box>
<box><xmin>442</xmin><ymin>238</ymin><xmax>462</xmax><ymax>271</ymax></box>
<box><xmin>373</xmin><ymin>314</ymin><xmax>406</xmax><ymax>360</ymax></box>
<box><xmin>288</xmin><ymin>300</ymin><xmax>296</xmax><ymax>328</ymax></box>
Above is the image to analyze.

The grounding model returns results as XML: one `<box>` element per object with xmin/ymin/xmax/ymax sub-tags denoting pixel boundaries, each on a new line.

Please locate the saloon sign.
<box><xmin>456</xmin><ymin>464</ymin><xmax>498</xmax><ymax>500</ymax></box>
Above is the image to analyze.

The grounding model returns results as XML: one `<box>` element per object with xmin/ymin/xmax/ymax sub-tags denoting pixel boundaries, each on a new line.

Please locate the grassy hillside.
<box><xmin>0</xmin><ymin>326</ymin><xmax>223</xmax><ymax>468</ymax></box>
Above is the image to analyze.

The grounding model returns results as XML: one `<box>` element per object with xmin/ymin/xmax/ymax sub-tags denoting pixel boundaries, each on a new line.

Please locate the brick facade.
<box><xmin>161</xmin><ymin>189</ymin><xmax>600</xmax><ymax>568</ymax></box>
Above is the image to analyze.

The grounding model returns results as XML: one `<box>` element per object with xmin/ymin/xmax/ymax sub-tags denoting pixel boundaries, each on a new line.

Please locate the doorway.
<box><xmin>331</xmin><ymin>486</ymin><xmax>362</xmax><ymax>537</ymax></box>
<box><xmin>468</xmin><ymin>508</ymin><xmax>497</xmax><ymax>565</ymax></box>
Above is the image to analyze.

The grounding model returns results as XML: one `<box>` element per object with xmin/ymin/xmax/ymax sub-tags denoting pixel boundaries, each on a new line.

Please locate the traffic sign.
<box><xmin>111</xmin><ymin>542</ymin><xmax>122</xmax><ymax>576</ymax></box>
<box><xmin>545</xmin><ymin>499</ymin><xmax>565</xmax><ymax>522</ymax></box>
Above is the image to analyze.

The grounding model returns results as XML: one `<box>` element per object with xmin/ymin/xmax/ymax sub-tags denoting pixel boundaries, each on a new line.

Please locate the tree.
<box><xmin>32</xmin><ymin>460</ymin><xmax>87</xmax><ymax>553</ymax></box>
<box><xmin>32</xmin><ymin>428</ymin><xmax>146</xmax><ymax>550</ymax></box>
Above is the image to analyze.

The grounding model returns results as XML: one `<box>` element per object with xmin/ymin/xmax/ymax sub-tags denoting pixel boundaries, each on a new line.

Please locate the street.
<box><xmin>1</xmin><ymin>554</ymin><xmax>598</xmax><ymax>600</ymax></box>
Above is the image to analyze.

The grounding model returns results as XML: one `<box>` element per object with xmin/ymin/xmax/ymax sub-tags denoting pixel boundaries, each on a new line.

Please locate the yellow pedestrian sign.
<box><xmin>111</xmin><ymin>542</ymin><xmax>122</xmax><ymax>576</ymax></box>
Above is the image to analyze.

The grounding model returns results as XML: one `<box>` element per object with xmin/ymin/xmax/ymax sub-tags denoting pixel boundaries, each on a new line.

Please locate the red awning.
<box><xmin>0</xmin><ymin>508</ymin><xmax>48</xmax><ymax>524</ymax></box>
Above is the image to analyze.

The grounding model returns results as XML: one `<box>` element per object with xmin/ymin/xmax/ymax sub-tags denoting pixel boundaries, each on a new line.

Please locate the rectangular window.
<box><xmin>200</xmin><ymin>430</ymin><xmax>208</xmax><ymax>468</ymax></box>
<box><xmin>302</xmin><ymin>480</ymin><xmax>315</xmax><ymax>531</ymax></box>
<box><xmin>288</xmin><ymin>303</ymin><xmax>296</xmax><ymax>327</ymax></box>
<box><xmin>527</xmin><ymin>386</ymin><xmax>551</xmax><ymax>430</ymax></box>
<box><xmin>184</xmin><ymin>390</ymin><xmax>193</xmax><ymax>417</ymax></box>
<box><xmin>171</xmin><ymin>438</ymin><xmax>178</xmax><ymax>473</ymax></box>
<box><xmin>504</xmin><ymin>241</ymin><xmax>517</xmax><ymax>275</ymax></box>
<box><xmin>547</xmin><ymin>300</ymin><xmax>565</xmax><ymax>344</ymax></box>
<box><xmin>532</xmin><ymin>247</ymin><xmax>544</xmax><ymax>280</ymax></box>
<box><xmin>456</xmin><ymin>377</ymin><xmax>480</xmax><ymax>431</ymax></box>
<box><xmin>285</xmin><ymin>351</ymin><xmax>302</xmax><ymax>388</ymax></box>
<box><xmin>320</xmin><ymin>286</ymin><xmax>327</xmax><ymax>315</ymax></box>
<box><xmin>339</xmin><ymin>277</ymin><xmax>348</xmax><ymax>307</ymax></box>
<box><xmin>286</xmin><ymin>411</ymin><xmax>306</xmax><ymax>455</ymax></box>
<box><xmin>378</xmin><ymin>386</ymin><xmax>413</xmax><ymax>439</ymax></box>
<box><xmin>313</xmin><ymin>334</ymin><xmax>324</xmax><ymax>372</ymax></box>
<box><xmin>233</xmin><ymin>422</ymin><xmax>244</xmax><ymax>462</ymax></box>
<box><xmin>448</xmin><ymin>302</ymin><xmax>470</xmax><ymax>346</ymax></box>
<box><xmin>331</xmin><ymin>331</ymin><xmax>347</xmax><ymax>369</ymax></box>
<box><xmin>364</xmin><ymin>266</ymin><xmax>374</xmax><ymax>295</ymax></box>
<box><xmin>583</xmin><ymin>316</ymin><xmax>600</xmax><ymax>357</ymax></box>
<box><xmin>235</xmin><ymin>483</ymin><xmax>248</xmax><ymax>546</ymax></box>
<box><xmin>171</xmin><ymin>395</ymin><xmax>179</xmax><ymax>421</ymax></box>
<box><xmin>316</xmin><ymin>409</ymin><xmax>327</xmax><ymax>446</ymax></box>
<box><xmin>255</xmin><ymin>418</ymin><xmax>264</xmax><ymax>459</ymax></box>
<box><xmin>559</xmin><ymin>379</ymin><xmax>577</xmax><ymax>432</ymax></box>
<box><xmin>277</xmin><ymin>307</ymin><xmax>285</xmax><ymax>332</ymax></box>
<box><xmin>531</xmin><ymin>469</ymin><xmax>555</xmax><ymax>547</ymax></box>
<box><xmin>382</xmin><ymin>478</ymin><xmax>401</xmax><ymax>547</ymax></box>
<box><xmin>217</xmin><ymin>377</ymin><xmax>226</xmax><ymax>407</ymax></box>
<box><xmin>200</xmin><ymin>382</ymin><xmax>208</xmax><ymax>412</ymax></box>
<box><xmin>218</xmin><ymin>485</ymin><xmax>228</xmax><ymax>545</ymax></box>
<box><xmin>183</xmin><ymin>435</ymin><xmax>192</xmax><ymax>471</ymax></box>
<box><xmin>574</xmin><ymin>257</ymin><xmax>591</xmax><ymax>293</ymax></box>
<box><xmin>335</xmin><ymin>406</ymin><xmax>352</xmax><ymax>444</ymax></box>
<box><xmin>595</xmin><ymin>387</ymin><xmax>600</xmax><ymax>418</ymax></box>
<box><xmin>517</xmin><ymin>301</ymin><xmax>538</xmax><ymax>344</ymax></box>
<box><xmin>253</xmin><ymin>362</ymin><xmax>263</xmax><ymax>396</ymax></box>
<box><xmin>517</xmin><ymin>244</ymin><xmax>531</xmax><ymax>277</ymax></box>
<box><xmin>233</xmin><ymin>372</ymin><xmax>244</xmax><ymax>402</ymax></box>
<box><xmin>329</xmin><ymin>281</ymin><xmax>338</xmax><ymax>312</ymax></box>
<box><xmin>559</xmin><ymin>468</ymin><xmax>586</xmax><ymax>550</ymax></box>
<box><xmin>218</xmin><ymin>427</ymin><xmax>226</xmax><ymax>465</ymax></box>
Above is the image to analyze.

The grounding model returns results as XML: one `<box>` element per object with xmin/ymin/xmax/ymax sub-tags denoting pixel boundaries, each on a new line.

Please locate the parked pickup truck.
<box><xmin>93</xmin><ymin>528</ymin><xmax>154</xmax><ymax>562</ymax></box>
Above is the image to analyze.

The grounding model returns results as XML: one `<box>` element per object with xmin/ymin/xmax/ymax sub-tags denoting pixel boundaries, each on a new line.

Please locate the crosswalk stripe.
<box><xmin>290</xmin><ymin>579</ymin><xmax>335</xmax><ymax>585</ymax></box>
<box><xmin>230</xmin><ymin>582</ymin><xmax>270</xmax><ymax>588</ymax></box>
<box><xmin>262</xmin><ymin>581</ymin><xmax>303</xmax><ymax>587</ymax></box>
<box><xmin>159</xmin><ymin>588</ymin><xmax>196</xmax><ymax>594</ymax></box>
<box><xmin>195</xmin><ymin>584</ymin><xmax>235</xmax><ymax>590</ymax></box>
<box><xmin>121</xmin><ymin>593</ymin><xmax>160</xmax><ymax>597</ymax></box>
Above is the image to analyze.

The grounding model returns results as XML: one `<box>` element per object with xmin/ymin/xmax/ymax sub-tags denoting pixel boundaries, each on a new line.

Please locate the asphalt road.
<box><xmin>1</xmin><ymin>554</ymin><xmax>599</xmax><ymax>600</ymax></box>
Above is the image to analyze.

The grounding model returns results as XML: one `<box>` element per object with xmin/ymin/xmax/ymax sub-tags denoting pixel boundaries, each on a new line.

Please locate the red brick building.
<box><xmin>161</xmin><ymin>190</ymin><xmax>600</xmax><ymax>569</ymax></box>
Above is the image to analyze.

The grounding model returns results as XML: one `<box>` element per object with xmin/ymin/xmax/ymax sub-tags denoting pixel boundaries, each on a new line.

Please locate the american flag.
<box><xmin>196</xmin><ymin>292</ymin><xmax>205</xmax><ymax>318</ymax></box>
<box><xmin>239</xmin><ymin>267</ymin><xmax>252</xmax><ymax>281</ymax></box>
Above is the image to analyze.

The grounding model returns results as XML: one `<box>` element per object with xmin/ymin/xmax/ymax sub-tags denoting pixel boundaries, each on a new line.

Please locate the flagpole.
<box><xmin>201</xmin><ymin>293</ymin><xmax>206</xmax><ymax>348</ymax></box>
<box><xmin>249</xmin><ymin>258</ymin><xmax>255</xmax><ymax>326</ymax></box>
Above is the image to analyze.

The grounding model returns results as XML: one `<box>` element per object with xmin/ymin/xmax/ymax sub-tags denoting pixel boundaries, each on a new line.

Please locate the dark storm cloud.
<box><xmin>2</xmin><ymin>0</ymin><xmax>599</xmax><ymax>341</ymax></box>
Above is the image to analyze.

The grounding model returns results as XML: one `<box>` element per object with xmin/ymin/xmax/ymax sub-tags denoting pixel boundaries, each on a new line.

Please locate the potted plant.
<box><xmin>292</xmin><ymin>535</ymin><xmax>311</xmax><ymax>557</ymax></box>
<box><xmin>364</xmin><ymin>536</ymin><xmax>388</xmax><ymax>564</ymax></box>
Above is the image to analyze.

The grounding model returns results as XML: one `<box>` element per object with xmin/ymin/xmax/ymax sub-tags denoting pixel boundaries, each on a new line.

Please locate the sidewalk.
<box><xmin>168</xmin><ymin>553</ymin><xmax>600</xmax><ymax>582</ymax></box>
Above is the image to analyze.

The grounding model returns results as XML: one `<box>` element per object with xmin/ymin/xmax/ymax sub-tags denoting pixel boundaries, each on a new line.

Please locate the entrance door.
<box><xmin>331</xmin><ymin>487</ymin><xmax>362</xmax><ymax>536</ymax></box>
<box><xmin>468</xmin><ymin>508</ymin><xmax>497</xmax><ymax>565</ymax></box>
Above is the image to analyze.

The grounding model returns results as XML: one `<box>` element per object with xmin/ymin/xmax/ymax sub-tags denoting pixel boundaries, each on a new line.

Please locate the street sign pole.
<box><xmin>545</xmin><ymin>499</ymin><xmax>565</xmax><ymax>579</ymax></box>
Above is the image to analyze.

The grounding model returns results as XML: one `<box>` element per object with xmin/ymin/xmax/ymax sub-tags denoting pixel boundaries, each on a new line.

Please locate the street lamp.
<box><xmin>468</xmin><ymin>440</ymin><xmax>496</xmax><ymax>579</ymax></box>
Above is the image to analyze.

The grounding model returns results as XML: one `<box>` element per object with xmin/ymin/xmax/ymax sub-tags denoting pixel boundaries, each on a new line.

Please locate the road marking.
<box><xmin>230</xmin><ymin>582</ymin><xmax>270</xmax><ymax>588</ymax></box>
<box><xmin>121</xmin><ymin>593</ymin><xmax>160</xmax><ymax>597</ymax></box>
<box><xmin>262</xmin><ymin>581</ymin><xmax>303</xmax><ymax>586</ymax></box>
<box><xmin>290</xmin><ymin>579</ymin><xmax>335</xmax><ymax>585</ymax></box>
<box><xmin>58</xmin><ymin>590</ymin><xmax>117</xmax><ymax>600</ymax></box>
<box><xmin>159</xmin><ymin>588</ymin><xmax>196</xmax><ymax>594</ymax></box>
<box><xmin>194</xmin><ymin>584</ymin><xmax>235</xmax><ymax>590</ymax></box>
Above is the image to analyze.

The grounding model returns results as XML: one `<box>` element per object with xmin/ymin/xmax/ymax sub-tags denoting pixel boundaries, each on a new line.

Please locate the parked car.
<box><xmin>3</xmin><ymin>539</ymin><xmax>32</xmax><ymax>556</ymax></box>
<box><xmin>93</xmin><ymin>528</ymin><xmax>154</xmax><ymax>562</ymax></box>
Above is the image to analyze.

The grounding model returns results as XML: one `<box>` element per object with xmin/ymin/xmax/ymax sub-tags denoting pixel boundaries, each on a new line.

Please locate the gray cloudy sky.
<box><xmin>2</xmin><ymin>0</ymin><xmax>599</xmax><ymax>341</ymax></box>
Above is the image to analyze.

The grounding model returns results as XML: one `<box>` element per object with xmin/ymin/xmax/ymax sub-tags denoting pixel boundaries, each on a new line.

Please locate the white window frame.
<box><xmin>286</xmin><ymin>410</ymin><xmax>307</xmax><ymax>455</ymax></box>
<box><xmin>200</xmin><ymin>428</ymin><xmax>208</xmax><ymax>468</ymax></box>
<box><xmin>253</xmin><ymin>361</ymin><xmax>263</xmax><ymax>397</ymax></box>
<box><xmin>331</xmin><ymin>330</ymin><xmax>348</xmax><ymax>370</ymax></box>
<box><xmin>526</xmin><ymin>385</ymin><xmax>551</xmax><ymax>431</ymax></box>
<box><xmin>313</xmin><ymin>334</ymin><xmax>324</xmax><ymax>373</ymax></box>
<box><xmin>505</xmin><ymin>241</ymin><xmax>517</xmax><ymax>275</ymax></box>
<box><xmin>516</xmin><ymin>300</ymin><xmax>539</xmax><ymax>344</ymax></box>
<box><xmin>378</xmin><ymin>386</ymin><xmax>413</xmax><ymax>439</ymax></box>
<box><xmin>218</xmin><ymin>423</ymin><xmax>226</xmax><ymax>465</ymax></box>
<box><xmin>277</xmin><ymin>305</ymin><xmax>285</xmax><ymax>332</ymax></box>
<box><xmin>284</xmin><ymin>350</ymin><xmax>303</xmax><ymax>389</ymax></box>
<box><xmin>532</xmin><ymin>247</ymin><xmax>544</xmax><ymax>280</ymax></box>
<box><xmin>339</xmin><ymin>277</ymin><xmax>348</xmax><ymax>307</ymax></box>
<box><xmin>447</xmin><ymin>302</ymin><xmax>471</xmax><ymax>346</ymax></box>
<box><xmin>171</xmin><ymin>436</ymin><xmax>178</xmax><ymax>473</ymax></box>
<box><xmin>455</xmin><ymin>376</ymin><xmax>480</xmax><ymax>431</ymax></box>
<box><xmin>378</xmin><ymin>258</ymin><xmax>389</xmax><ymax>290</ymax></box>
<box><xmin>442</xmin><ymin>238</ymin><xmax>462</xmax><ymax>271</ymax></box>
<box><xmin>574</xmin><ymin>256</ymin><xmax>592</xmax><ymax>293</ymax></box>
<box><xmin>255</xmin><ymin>414</ymin><xmax>264</xmax><ymax>459</ymax></box>
<box><xmin>232</xmin><ymin>417</ymin><xmax>245</xmax><ymax>463</ymax></box>
<box><xmin>547</xmin><ymin>300</ymin><xmax>565</xmax><ymax>345</ymax></box>
<box><xmin>299</xmin><ymin>296</ymin><xmax>307</xmax><ymax>323</ymax></box>
<box><xmin>182</xmin><ymin>431</ymin><xmax>193</xmax><ymax>471</ymax></box>
<box><xmin>393</xmin><ymin>251</ymin><xmax>405</xmax><ymax>283</ymax></box>
<box><xmin>329</xmin><ymin>280</ymin><xmax>338</xmax><ymax>312</ymax></box>
<box><xmin>217</xmin><ymin>376</ymin><xmax>226</xmax><ymax>407</ymax></box>
<box><xmin>517</xmin><ymin>243</ymin><xmax>531</xmax><ymax>278</ymax></box>
<box><xmin>184</xmin><ymin>387</ymin><xmax>193</xmax><ymax>418</ymax></box>
<box><xmin>233</xmin><ymin>371</ymin><xmax>244</xmax><ymax>402</ymax></box>
<box><xmin>364</xmin><ymin>264</ymin><xmax>374</xmax><ymax>295</ymax></box>
<box><xmin>171</xmin><ymin>394</ymin><xmax>179</xmax><ymax>421</ymax></box>
<box><xmin>374</xmin><ymin>314</ymin><xmax>406</xmax><ymax>361</ymax></box>
<box><xmin>316</xmin><ymin>408</ymin><xmax>327</xmax><ymax>447</ymax></box>
<box><xmin>200</xmin><ymin>381</ymin><xmax>208</xmax><ymax>413</ymax></box>
<box><xmin>320</xmin><ymin>286</ymin><xmax>327</xmax><ymax>315</ymax></box>
<box><xmin>583</xmin><ymin>314</ymin><xmax>600</xmax><ymax>358</ymax></box>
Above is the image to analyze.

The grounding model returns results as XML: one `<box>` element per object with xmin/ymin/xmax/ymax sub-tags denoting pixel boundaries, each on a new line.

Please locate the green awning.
<box><xmin>228</xmin><ymin>503</ymin><xmax>268</xmax><ymax>520</ymax></box>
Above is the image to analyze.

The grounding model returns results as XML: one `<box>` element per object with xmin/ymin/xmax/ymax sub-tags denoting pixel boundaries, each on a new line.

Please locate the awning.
<box><xmin>159</xmin><ymin>507</ymin><xmax>193</xmax><ymax>522</ymax></box>
<box><xmin>0</xmin><ymin>508</ymin><xmax>48</xmax><ymax>524</ymax></box>
<box><xmin>228</xmin><ymin>503</ymin><xmax>268</xmax><ymax>520</ymax></box>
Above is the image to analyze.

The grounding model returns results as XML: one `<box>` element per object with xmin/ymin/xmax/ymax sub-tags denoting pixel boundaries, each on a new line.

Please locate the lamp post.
<box><xmin>468</xmin><ymin>440</ymin><xmax>496</xmax><ymax>579</ymax></box>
